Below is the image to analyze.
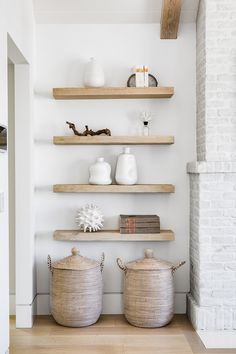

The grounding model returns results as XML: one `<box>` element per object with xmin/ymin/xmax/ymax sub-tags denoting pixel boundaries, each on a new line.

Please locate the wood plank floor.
<box><xmin>10</xmin><ymin>315</ymin><xmax>236</xmax><ymax>354</ymax></box>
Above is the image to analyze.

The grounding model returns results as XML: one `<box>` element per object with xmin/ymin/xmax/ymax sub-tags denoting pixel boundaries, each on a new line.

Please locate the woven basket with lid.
<box><xmin>117</xmin><ymin>249</ymin><xmax>185</xmax><ymax>328</ymax></box>
<box><xmin>48</xmin><ymin>247</ymin><xmax>104</xmax><ymax>327</ymax></box>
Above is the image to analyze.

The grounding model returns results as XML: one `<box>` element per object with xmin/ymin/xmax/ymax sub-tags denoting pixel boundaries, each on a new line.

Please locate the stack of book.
<box><xmin>120</xmin><ymin>215</ymin><xmax>160</xmax><ymax>234</ymax></box>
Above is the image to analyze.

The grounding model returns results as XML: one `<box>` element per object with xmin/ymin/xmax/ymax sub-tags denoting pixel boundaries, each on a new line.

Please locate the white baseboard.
<box><xmin>102</xmin><ymin>294</ymin><xmax>123</xmax><ymax>314</ymax></box>
<box><xmin>9</xmin><ymin>294</ymin><xmax>16</xmax><ymax>315</ymax></box>
<box><xmin>175</xmin><ymin>293</ymin><xmax>187</xmax><ymax>314</ymax></box>
<box><xmin>37</xmin><ymin>292</ymin><xmax>187</xmax><ymax>315</ymax></box>
<box><xmin>15</xmin><ymin>296</ymin><xmax>37</xmax><ymax>328</ymax></box>
<box><xmin>37</xmin><ymin>294</ymin><xmax>50</xmax><ymax>315</ymax></box>
<box><xmin>197</xmin><ymin>331</ymin><xmax>236</xmax><ymax>349</ymax></box>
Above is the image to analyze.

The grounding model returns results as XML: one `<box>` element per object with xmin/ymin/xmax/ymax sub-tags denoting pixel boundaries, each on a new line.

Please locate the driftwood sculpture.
<box><xmin>66</xmin><ymin>121</ymin><xmax>111</xmax><ymax>136</ymax></box>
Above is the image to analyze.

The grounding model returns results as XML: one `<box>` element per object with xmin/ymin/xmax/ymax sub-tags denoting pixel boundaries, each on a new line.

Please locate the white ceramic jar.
<box><xmin>115</xmin><ymin>147</ymin><xmax>138</xmax><ymax>185</ymax></box>
<box><xmin>83</xmin><ymin>58</ymin><xmax>105</xmax><ymax>88</ymax></box>
<box><xmin>89</xmin><ymin>157</ymin><xmax>112</xmax><ymax>185</ymax></box>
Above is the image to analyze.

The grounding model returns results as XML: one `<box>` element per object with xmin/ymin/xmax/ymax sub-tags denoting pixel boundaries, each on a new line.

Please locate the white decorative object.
<box><xmin>83</xmin><ymin>57</ymin><xmax>105</xmax><ymax>88</ymax></box>
<box><xmin>133</xmin><ymin>65</ymin><xmax>149</xmax><ymax>87</ymax></box>
<box><xmin>140</xmin><ymin>111</ymin><xmax>152</xmax><ymax>136</ymax></box>
<box><xmin>89</xmin><ymin>157</ymin><xmax>112</xmax><ymax>185</ymax></box>
<box><xmin>115</xmin><ymin>147</ymin><xmax>138</xmax><ymax>185</ymax></box>
<box><xmin>76</xmin><ymin>204</ymin><xmax>104</xmax><ymax>232</ymax></box>
<box><xmin>133</xmin><ymin>65</ymin><xmax>144</xmax><ymax>87</ymax></box>
<box><xmin>144</xmin><ymin>66</ymin><xmax>149</xmax><ymax>87</ymax></box>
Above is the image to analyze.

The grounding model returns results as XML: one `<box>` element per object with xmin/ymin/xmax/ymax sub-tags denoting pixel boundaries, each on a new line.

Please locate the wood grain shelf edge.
<box><xmin>53</xmin><ymin>87</ymin><xmax>174</xmax><ymax>100</ymax></box>
<box><xmin>53</xmin><ymin>135</ymin><xmax>175</xmax><ymax>145</ymax></box>
<box><xmin>53</xmin><ymin>229</ymin><xmax>175</xmax><ymax>241</ymax></box>
<box><xmin>53</xmin><ymin>184</ymin><xmax>175</xmax><ymax>193</ymax></box>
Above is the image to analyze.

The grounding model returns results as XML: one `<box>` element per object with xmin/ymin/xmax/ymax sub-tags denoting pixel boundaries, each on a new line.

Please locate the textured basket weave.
<box><xmin>117</xmin><ymin>249</ymin><xmax>185</xmax><ymax>328</ymax></box>
<box><xmin>48</xmin><ymin>247</ymin><xmax>104</xmax><ymax>327</ymax></box>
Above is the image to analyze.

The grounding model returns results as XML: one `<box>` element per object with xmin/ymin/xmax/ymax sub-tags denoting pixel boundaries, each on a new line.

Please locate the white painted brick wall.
<box><xmin>189</xmin><ymin>169</ymin><xmax>236</xmax><ymax>329</ymax></box>
<box><xmin>190</xmin><ymin>172</ymin><xmax>236</xmax><ymax>305</ymax></box>
<box><xmin>189</xmin><ymin>0</ymin><xmax>236</xmax><ymax>330</ymax></box>
<box><xmin>197</xmin><ymin>0</ymin><xmax>206</xmax><ymax>161</ymax></box>
<box><xmin>197</xmin><ymin>0</ymin><xmax>236</xmax><ymax>162</ymax></box>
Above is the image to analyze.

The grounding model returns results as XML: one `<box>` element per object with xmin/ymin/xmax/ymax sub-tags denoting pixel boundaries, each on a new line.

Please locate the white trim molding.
<box><xmin>187</xmin><ymin>161</ymin><xmax>236</xmax><ymax>174</ymax></box>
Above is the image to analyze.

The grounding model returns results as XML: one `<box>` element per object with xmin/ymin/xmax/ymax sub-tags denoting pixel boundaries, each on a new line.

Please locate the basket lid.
<box><xmin>126</xmin><ymin>249</ymin><xmax>174</xmax><ymax>271</ymax></box>
<box><xmin>52</xmin><ymin>247</ymin><xmax>99</xmax><ymax>270</ymax></box>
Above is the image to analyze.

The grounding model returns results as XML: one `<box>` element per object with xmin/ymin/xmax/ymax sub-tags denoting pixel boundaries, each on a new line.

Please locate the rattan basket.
<box><xmin>48</xmin><ymin>247</ymin><xmax>104</xmax><ymax>327</ymax></box>
<box><xmin>117</xmin><ymin>249</ymin><xmax>185</xmax><ymax>328</ymax></box>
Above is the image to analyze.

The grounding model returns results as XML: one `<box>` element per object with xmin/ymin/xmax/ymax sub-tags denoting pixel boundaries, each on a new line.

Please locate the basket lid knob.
<box><xmin>71</xmin><ymin>247</ymin><xmax>79</xmax><ymax>256</ymax></box>
<box><xmin>145</xmin><ymin>249</ymin><xmax>154</xmax><ymax>259</ymax></box>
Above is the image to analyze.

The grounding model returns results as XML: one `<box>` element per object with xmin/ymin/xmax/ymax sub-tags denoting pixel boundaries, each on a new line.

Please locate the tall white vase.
<box><xmin>115</xmin><ymin>148</ymin><xmax>138</xmax><ymax>185</ymax></box>
<box><xmin>83</xmin><ymin>58</ymin><xmax>105</xmax><ymax>88</ymax></box>
<box><xmin>89</xmin><ymin>157</ymin><xmax>112</xmax><ymax>185</ymax></box>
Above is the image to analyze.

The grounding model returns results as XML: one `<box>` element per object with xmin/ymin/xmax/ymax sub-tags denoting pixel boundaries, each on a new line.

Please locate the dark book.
<box><xmin>120</xmin><ymin>215</ymin><xmax>160</xmax><ymax>223</ymax></box>
<box><xmin>120</xmin><ymin>227</ymin><xmax>161</xmax><ymax>234</ymax></box>
<box><xmin>120</xmin><ymin>220</ymin><xmax>160</xmax><ymax>227</ymax></box>
<box><xmin>120</xmin><ymin>215</ymin><xmax>160</xmax><ymax>231</ymax></box>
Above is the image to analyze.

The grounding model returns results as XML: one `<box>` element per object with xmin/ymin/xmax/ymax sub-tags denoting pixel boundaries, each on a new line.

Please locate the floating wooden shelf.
<box><xmin>53</xmin><ymin>135</ymin><xmax>175</xmax><ymax>145</ymax></box>
<box><xmin>54</xmin><ymin>229</ymin><xmax>174</xmax><ymax>242</ymax></box>
<box><xmin>53</xmin><ymin>87</ymin><xmax>174</xmax><ymax>100</ymax></box>
<box><xmin>53</xmin><ymin>184</ymin><xmax>175</xmax><ymax>193</ymax></box>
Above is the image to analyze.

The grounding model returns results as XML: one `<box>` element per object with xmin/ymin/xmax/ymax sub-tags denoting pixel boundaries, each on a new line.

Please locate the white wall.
<box><xmin>35</xmin><ymin>23</ymin><xmax>196</xmax><ymax>314</ymax></box>
<box><xmin>0</xmin><ymin>0</ymin><xmax>34</xmax><ymax>352</ymax></box>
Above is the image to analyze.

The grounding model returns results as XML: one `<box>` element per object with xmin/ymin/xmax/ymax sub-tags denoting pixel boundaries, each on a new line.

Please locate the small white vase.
<box><xmin>83</xmin><ymin>57</ymin><xmax>105</xmax><ymax>88</ymax></box>
<box><xmin>89</xmin><ymin>157</ymin><xmax>112</xmax><ymax>185</ymax></box>
<box><xmin>115</xmin><ymin>148</ymin><xmax>138</xmax><ymax>185</ymax></box>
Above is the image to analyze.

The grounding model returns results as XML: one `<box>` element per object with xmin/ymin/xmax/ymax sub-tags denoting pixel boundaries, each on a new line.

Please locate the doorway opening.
<box><xmin>7</xmin><ymin>34</ymin><xmax>35</xmax><ymax>329</ymax></box>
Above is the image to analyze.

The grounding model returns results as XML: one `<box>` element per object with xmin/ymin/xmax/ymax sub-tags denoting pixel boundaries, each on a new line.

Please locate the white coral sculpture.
<box><xmin>75</xmin><ymin>204</ymin><xmax>104</xmax><ymax>232</ymax></box>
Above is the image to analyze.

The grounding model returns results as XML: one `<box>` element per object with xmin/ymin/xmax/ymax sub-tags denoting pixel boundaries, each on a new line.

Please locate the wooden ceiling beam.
<box><xmin>160</xmin><ymin>0</ymin><xmax>182</xmax><ymax>39</ymax></box>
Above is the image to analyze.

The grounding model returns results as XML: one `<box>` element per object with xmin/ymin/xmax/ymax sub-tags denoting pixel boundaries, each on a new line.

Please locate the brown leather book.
<box><xmin>120</xmin><ymin>215</ymin><xmax>160</xmax><ymax>234</ymax></box>
<box><xmin>120</xmin><ymin>227</ymin><xmax>161</xmax><ymax>234</ymax></box>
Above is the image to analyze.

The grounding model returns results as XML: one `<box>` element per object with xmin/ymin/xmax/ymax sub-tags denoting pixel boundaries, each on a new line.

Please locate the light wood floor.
<box><xmin>10</xmin><ymin>315</ymin><xmax>236</xmax><ymax>354</ymax></box>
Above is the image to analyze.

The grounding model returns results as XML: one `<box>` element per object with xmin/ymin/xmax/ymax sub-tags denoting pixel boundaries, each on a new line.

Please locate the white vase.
<box><xmin>89</xmin><ymin>157</ymin><xmax>112</xmax><ymax>185</ymax></box>
<box><xmin>83</xmin><ymin>57</ymin><xmax>105</xmax><ymax>88</ymax></box>
<box><xmin>115</xmin><ymin>148</ymin><xmax>138</xmax><ymax>185</ymax></box>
